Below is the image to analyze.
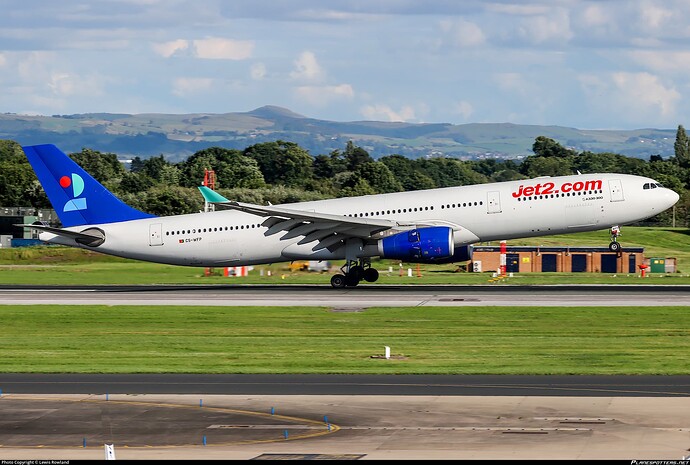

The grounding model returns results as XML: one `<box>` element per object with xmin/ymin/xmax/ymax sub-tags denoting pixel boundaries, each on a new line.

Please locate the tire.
<box><xmin>609</xmin><ymin>241</ymin><xmax>621</xmax><ymax>252</ymax></box>
<box><xmin>345</xmin><ymin>273</ymin><xmax>360</xmax><ymax>287</ymax></box>
<box><xmin>363</xmin><ymin>267</ymin><xmax>379</xmax><ymax>283</ymax></box>
<box><xmin>330</xmin><ymin>274</ymin><xmax>346</xmax><ymax>288</ymax></box>
<box><xmin>349</xmin><ymin>265</ymin><xmax>364</xmax><ymax>280</ymax></box>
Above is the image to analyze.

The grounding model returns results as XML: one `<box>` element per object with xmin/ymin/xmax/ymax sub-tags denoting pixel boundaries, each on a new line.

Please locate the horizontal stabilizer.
<box><xmin>18</xmin><ymin>224</ymin><xmax>105</xmax><ymax>247</ymax></box>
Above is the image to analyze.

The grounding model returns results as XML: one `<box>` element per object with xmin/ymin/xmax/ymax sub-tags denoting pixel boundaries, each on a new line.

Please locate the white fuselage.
<box><xmin>41</xmin><ymin>173</ymin><xmax>679</xmax><ymax>267</ymax></box>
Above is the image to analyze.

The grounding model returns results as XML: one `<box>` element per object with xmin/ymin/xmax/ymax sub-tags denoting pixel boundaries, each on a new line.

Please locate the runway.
<box><xmin>2</xmin><ymin>373</ymin><xmax>690</xmax><ymax>397</ymax></box>
<box><xmin>2</xmin><ymin>285</ymin><xmax>690</xmax><ymax>460</ymax></box>
<box><xmin>2</xmin><ymin>283</ymin><xmax>690</xmax><ymax>306</ymax></box>
<box><xmin>1</xmin><ymin>372</ymin><xmax>690</xmax><ymax>461</ymax></box>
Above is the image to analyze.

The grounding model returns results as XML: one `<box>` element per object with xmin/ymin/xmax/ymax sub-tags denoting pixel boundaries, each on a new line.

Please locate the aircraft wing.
<box><xmin>217</xmin><ymin>199</ymin><xmax>405</xmax><ymax>249</ymax></box>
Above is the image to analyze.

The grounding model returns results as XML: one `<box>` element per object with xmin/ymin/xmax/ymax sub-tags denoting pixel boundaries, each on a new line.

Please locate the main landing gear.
<box><xmin>609</xmin><ymin>225</ymin><xmax>622</xmax><ymax>252</ymax></box>
<box><xmin>330</xmin><ymin>258</ymin><xmax>379</xmax><ymax>288</ymax></box>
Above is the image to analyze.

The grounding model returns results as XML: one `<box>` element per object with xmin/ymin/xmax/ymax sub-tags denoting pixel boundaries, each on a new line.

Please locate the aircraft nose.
<box><xmin>666</xmin><ymin>189</ymin><xmax>680</xmax><ymax>208</ymax></box>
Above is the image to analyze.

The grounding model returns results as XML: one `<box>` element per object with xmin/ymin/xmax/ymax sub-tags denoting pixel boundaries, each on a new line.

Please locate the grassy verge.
<box><xmin>1</xmin><ymin>305</ymin><xmax>689</xmax><ymax>374</ymax></box>
<box><xmin>0</xmin><ymin>226</ymin><xmax>688</xmax><ymax>285</ymax></box>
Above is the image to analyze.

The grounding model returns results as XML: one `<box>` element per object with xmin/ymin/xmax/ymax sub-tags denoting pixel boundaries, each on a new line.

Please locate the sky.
<box><xmin>1</xmin><ymin>0</ymin><xmax>689</xmax><ymax>130</ymax></box>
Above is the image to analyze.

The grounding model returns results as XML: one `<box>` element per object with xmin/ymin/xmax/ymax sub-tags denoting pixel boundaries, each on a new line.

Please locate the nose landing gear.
<box><xmin>609</xmin><ymin>225</ymin><xmax>622</xmax><ymax>252</ymax></box>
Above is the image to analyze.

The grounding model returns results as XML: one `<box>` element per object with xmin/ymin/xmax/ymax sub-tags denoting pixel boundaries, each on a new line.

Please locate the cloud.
<box><xmin>611</xmin><ymin>71</ymin><xmax>679</xmax><ymax>118</ymax></box>
<box><xmin>493</xmin><ymin>73</ymin><xmax>529</xmax><ymax>95</ymax></box>
<box><xmin>294</xmin><ymin>84</ymin><xmax>354</xmax><ymax>105</ymax></box>
<box><xmin>360</xmin><ymin>104</ymin><xmax>416</xmax><ymax>122</ymax></box>
<box><xmin>250</xmin><ymin>62</ymin><xmax>267</xmax><ymax>80</ymax></box>
<box><xmin>0</xmin><ymin>53</ymin><xmax>6</xmax><ymax>67</ymax></box>
<box><xmin>579</xmin><ymin>71</ymin><xmax>681</xmax><ymax>125</ymax></box>
<box><xmin>193</xmin><ymin>38</ymin><xmax>254</xmax><ymax>60</ymax></box>
<box><xmin>290</xmin><ymin>51</ymin><xmax>323</xmax><ymax>81</ymax></box>
<box><xmin>581</xmin><ymin>4</ymin><xmax>609</xmax><ymax>27</ymax></box>
<box><xmin>453</xmin><ymin>100</ymin><xmax>474</xmax><ymax>120</ymax></box>
<box><xmin>439</xmin><ymin>19</ymin><xmax>485</xmax><ymax>48</ymax></box>
<box><xmin>637</xmin><ymin>2</ymin><xmax>673</xmax><ymax>30</ymax></box>
<box><xmin>516</xmin><ymin>9</ymin><xmax>573</xmax><ymax>44</ymax></box>
<box><xmin>152</xmin><ymin>39</ymin><xmax>189</xmax><ymax>58</ymax></box>
<box><xmin>628</xmin><ymin>50</ymin><xmax>690</xmax><ymax>74</ymax></box>
<box><xmin>171</xmin><ymin>77</ymin><xmax>215</xmax><ymax>96</ymax></box>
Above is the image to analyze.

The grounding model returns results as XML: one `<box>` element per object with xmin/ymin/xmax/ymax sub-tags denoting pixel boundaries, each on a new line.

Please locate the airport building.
<box><xmin>470</xmin><ymin>245</ymin><xmax>676</xmax><ymax>274</ymax></box>
<box><xmin>0</xmin><ymin>207</ymin><xmax>56</xmax><ymax>247</ymax></box>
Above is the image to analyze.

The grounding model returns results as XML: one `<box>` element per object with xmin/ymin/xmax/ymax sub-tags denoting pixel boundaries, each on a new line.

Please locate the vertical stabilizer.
<box><xmin>23</xmin><ymin>144</ymin><xmax>156</xmax><ymax>227</ymax></box>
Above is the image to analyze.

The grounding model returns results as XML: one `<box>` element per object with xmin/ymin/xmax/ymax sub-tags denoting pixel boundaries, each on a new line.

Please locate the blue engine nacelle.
<box><xmin>378</xmin><ymin>226</ymin><xmax>472</xmax><ymax>263</ymax></box>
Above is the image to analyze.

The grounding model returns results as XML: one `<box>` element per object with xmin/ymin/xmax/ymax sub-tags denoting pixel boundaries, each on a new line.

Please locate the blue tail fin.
<box><xmin>23</xmin><ymin>144</ymin><xmax>156</xmax><ymax>227</ymax></box>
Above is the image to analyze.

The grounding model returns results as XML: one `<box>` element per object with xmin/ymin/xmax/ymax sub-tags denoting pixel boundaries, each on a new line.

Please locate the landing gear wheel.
<box><xmin>349</xmin><ymin>265</ymin><xmax>364</xmax><ymax>281</ymax></box>
<box><xmin>363</xmin><ymin>267</ymin><xmax>379</xmax><ymax>283</ymax></box>
<box><xmin>330</xmin><ymin>274</ymin><xmax>346</xmax><ymax>288</ymax></box>
<box><xmin>609</xmin><ymin>241</ymin><xmax>621</xmax><ymax>252</ymax></box>
<box><xmin>345</xmin><ymin>273</ymin><xmax>360</xmax><ymax>287</ymax></box>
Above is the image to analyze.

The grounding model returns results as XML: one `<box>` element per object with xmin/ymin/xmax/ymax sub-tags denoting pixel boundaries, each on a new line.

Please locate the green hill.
<box><xmin>0</xmin><ymin>106</ymin><xmax>676</xmax><ymax>161</ymax></box>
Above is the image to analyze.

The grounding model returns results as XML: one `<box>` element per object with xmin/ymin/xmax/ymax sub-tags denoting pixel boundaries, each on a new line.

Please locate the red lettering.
<box><xmin>512</xmin><ymin>179</ymin><xmax>602</xmax><ymax>199</ymax></box>
<box><xmin>584</xmin><ymin>179</ymin><xmax>603</xmax><ymax>191</ymax></box>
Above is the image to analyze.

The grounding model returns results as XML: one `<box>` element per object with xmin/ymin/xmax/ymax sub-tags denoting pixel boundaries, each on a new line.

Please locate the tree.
<box><xmin>520</xmin><ymin>156</ymin><xmax>574</xmax><ymax>177</ymax></box>
<box><xmin>414</xmin><ymin>158</ymin><xmax>488</xmax><ymax>187</ymax></box>
<box><xmin>244</xmin><ymin>141</ymin><xmax>313</xmax><ymax>188</ymax></box>
<box><xmin>532</xmin><ymin>136</ymin><xmax>577</xmax><ymax>158</ymax></box>
<box><xmin>345</xmin><ymin>141</ymin><xmax>373</xmax><ymax>170</ymax></box>
<box><xmin>137</xmin><ymin>186</ymin><xmax>202</xmax><ymax>216</ymax></box>
<box><xmin>339</xmin><ymin>177</ymin><xmax>376</xmax><ymax>197</ymax></box>
<box><xmin>350</xmin><ymin>162</ymin><xmax>403</xmax><ymax>194</ymax></box>
<box><xmin>117</xmin><ymin>172</ymin><xmax>153</xmax><ymax>194</ymax></box>
<box><xmin>0</xmin><ymin>140</ymin><xmax>38</xmax><ymax>207</ymax></box>
<box><xmin>674</xmin><ymin>124</ymin><xmax>690</xmax><ymax>168</ymax></box>
<box><xmin>130</xmin><ymin>156</ymin><xmax>145</xmax><ymax>173</ymax></box>
<box><xmin>140</xmin><ymin>155</ymin><xmax>171</xmax><ymax>182</ymax></box>
<box><xmin>313</xmin><ymin>149</ymin><xmax>348</xmax><ymax>179</ymax></box>
<box><xmin>69</xmin><ymin>148</ymin><xmax>126</xmax><ymax>183</ymax></box>
<box><xmin>380</xmin><ymin>154</ymin><xmax>436</xmax><ymax>191</ymax></box>
<box><xmin>179</xmin><ymin>147</ymin><xmax>265</xmax><ymax>189</ymax></box>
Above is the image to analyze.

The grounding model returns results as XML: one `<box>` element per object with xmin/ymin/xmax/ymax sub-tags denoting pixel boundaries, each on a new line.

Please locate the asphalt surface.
<box><xmin>2</xmin><ymin>284</ymin><xmax>690</xmax><ymax>460</ymax></box>
<box><xmin>2</xmin><ymin>283</ymin><xmax>690</xmax><ymax>306</ymax></box>
<box><xmin>2</xmin><ymin>373</ymin><xmax>690</xmax><ymax>397</ymax></box>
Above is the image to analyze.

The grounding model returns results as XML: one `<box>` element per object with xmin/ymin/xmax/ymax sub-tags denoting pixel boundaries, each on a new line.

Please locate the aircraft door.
<box><xmin>149</xmin><ymin>223</ymin><xmax>163</xmax><ymax>246</ymax></box>
<box><xmin>487</xmin><ymin>191</ymin><xmax>501</xmax><ymax>213</ymax></box>
<box><xmin>608</xmin><ymin>179</ymin><xmax>624</xmax><ymax>202</ymax></box>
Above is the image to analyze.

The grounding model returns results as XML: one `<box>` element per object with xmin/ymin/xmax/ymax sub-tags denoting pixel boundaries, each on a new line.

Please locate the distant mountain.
<box><xmin>0</xmin><ymin>106</ymin><xmax>677</xmax><ymax>162</ymax></box>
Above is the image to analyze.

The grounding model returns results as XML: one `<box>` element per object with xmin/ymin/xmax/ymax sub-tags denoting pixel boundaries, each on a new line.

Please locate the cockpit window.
<box><xmin>643</xmin><ymin>183</ymin><xmax>650</xmax><ymax>189</ymax></box>
<box><xmin>643</xmin><ymin>182</ymin><xmax>664</xmax><ymax>190</ymax></box>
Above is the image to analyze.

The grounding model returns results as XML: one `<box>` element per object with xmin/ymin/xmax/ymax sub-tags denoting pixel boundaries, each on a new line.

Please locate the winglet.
<box><xmin>198</xmin><ymin>185</ymin><xmax>230</xmax><ymax>203</ymax></box>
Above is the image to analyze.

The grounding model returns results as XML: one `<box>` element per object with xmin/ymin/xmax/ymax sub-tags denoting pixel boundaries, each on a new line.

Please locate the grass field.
<box><xmin>1</xmin><ymin>305</ymin><xmax>689</xmax><ymax>375</ymax></box>
<box><xmin>0</xmin><ymin>226</ymin><xmax>689</xmax><ymax>285</ymax></box>
<box><xmin>1</xmin><ymin>227</ymin><xmax>689</xmax><ymax>375</ymax></box>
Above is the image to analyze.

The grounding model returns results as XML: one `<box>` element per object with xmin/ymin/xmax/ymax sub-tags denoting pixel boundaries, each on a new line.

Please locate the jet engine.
<box><xmin>377</xmin><ymin>226</ymin><xmax>473</xmax><ymax>263</ymax></box>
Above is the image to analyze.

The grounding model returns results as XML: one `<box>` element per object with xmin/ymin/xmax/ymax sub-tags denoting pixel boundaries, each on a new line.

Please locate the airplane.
<box><xmin>20</xmin><ymin>143</ymin><xmax>679</xmax><ymax>288</ymax></box>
